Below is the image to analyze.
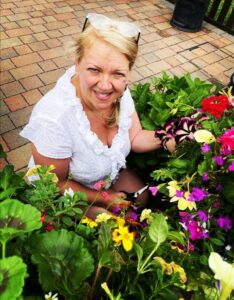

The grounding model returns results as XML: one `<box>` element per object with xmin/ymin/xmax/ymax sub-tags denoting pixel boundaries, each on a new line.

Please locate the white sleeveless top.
<box><xmin>20</xmin><ymin>66</ymin><xmax>135</xmax><ymax>189</ymax></box>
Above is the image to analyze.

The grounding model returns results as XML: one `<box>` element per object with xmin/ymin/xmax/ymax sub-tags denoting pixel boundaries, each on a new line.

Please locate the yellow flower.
<box><xmin>101</xmin><ymin>282</ymin><xmax>112</xmax><ymax>298</ymax></box>
<box><xmin>112</xmin><ymin>225</ymin><xmax>134</xmax><ymax>252</ymax></box>
<box><xmin>114</xmin><ymin>216</ymin><xmax>125</xmax><ymax>227</ymax></box>
<box><xmin>95</xmin><ymin>212</ymin><xmax>112</xmax><ymax>223</ymax></box>
<box><xmin>140</xmin><ymin>209</ymin><xmax>153</xmax><ymax>223</ymax></box>
<box><xmin>26</xmin><ymin>165</ymin><xmax>41</xmax><ymax>177</ymax></box>
<box><xmin>170</xmin><ymin>191</ymin><xmax>196</xmax><ymax>211</ymax></box>
<box><xmin>154</xmin><ymin>256</ymin><xmax>173</xmax><ymax>275</ymax></box>
<box><xmin>209</xmin><ymin>252</ymin><xmax>234</xmax><ymax>300</ymax></box>
<box><xmin>170</xmin><ymin>262</ymin><xmax>187</xmax><ymax>283</ymax></box>
<box><xmin>167</xmin><ymin>180</ymin><xmax>180</xmax><ymax>197</ymax></box>
<box><xmin>194</xmin><ymin>129</ymin><xmax>216</xmax><ymax>144</ymax></box>
<box><xmin>81</xmin><ymin>216</ymin><xmax>98</xmax><ymax>228</ymax></box>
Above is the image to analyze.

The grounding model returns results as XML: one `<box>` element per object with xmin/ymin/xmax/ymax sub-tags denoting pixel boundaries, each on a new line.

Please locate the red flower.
<box><xmin>45</xmin><ymin>221</ymin><xmax>55</xmax><ymax>232</ymax></box>
<box><xmin>202</xmin><ymin>95</ymin><xmax>231</xmax><ymax>118</ymax></box>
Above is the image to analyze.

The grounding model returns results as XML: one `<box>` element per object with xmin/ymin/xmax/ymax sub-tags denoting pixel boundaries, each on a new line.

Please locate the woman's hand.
<box><xmin>100</xmin><ymin>191</ymin><xmax>131</xmax><ymax>210</ymax></box>
<box><xmin>165</xmin><ymin>137</ymin><xmax>177</xmax><ymax>153</ymax></box>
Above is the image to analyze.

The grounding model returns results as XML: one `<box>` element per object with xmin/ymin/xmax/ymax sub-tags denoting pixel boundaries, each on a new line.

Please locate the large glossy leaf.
<box><xmin>148</xmin><ymin>214</ymin><xmax>169</xmax><ymax>246</ymax></box>
<box><xmin>28</xmin><ymin>229</ymin><xmax>94</xmax><ymax>298</ymax></box>
<box><xmin>0</xmin><ymin>199</ymin><xmax>42</xmax><ymax>244</ymax></box>
<box><xmin>0</xmin><ymin>256</ymin><xmax>27</xmax><ymax>300</ymax></box>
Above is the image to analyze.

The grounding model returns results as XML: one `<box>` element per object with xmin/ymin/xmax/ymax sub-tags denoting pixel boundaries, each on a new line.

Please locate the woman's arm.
<box><xmin>129</xmin><ymin>112</ymin><xmax>176</xmax><ymax>153</ymax></box>
<box><xmin>31</xmin><ymin>144</ymin><xmax>127</xmax><ymax>208</ymax></box>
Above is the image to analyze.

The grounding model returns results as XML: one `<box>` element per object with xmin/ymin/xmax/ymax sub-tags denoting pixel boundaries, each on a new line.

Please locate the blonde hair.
<box><xmin>69</xmin><ymin>25</ymin><xmax>139</xmax><ymax>127</ymax></box>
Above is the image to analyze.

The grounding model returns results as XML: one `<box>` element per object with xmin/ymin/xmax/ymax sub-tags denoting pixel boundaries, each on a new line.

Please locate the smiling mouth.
<box><xmin>94</xmin><ymin>91</ymin><xmax>113</xmax><ymax>101</ymax></box>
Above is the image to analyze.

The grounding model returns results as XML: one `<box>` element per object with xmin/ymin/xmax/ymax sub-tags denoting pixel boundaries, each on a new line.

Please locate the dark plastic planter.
<box><xmin>171</xmin><ymin>0</ymin><xmax>208</xmax><ymax>32</ymax></box>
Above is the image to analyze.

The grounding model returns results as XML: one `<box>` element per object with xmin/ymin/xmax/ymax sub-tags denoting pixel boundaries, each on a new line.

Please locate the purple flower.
<box><xmin>189</xmin><ymin>242</ymin><xmax>195</xmax><ymax>252</ymax></box>
<box><xmin>217</xmin><ymin>216</ymin><xmax>232</xmax><ymax>231</ymax></box>
<box><xmin>213</xmin><ymin>156</ymin><xmax>224</xmax><ymax>166</ymax></box>
<box><xmin>188</xmin><ymin>187</ymin><xmax>208</xmax><ymax>202</ymax></box>
<box><xmin>202</xmin><ymin>172</ymin><xmax>209</xmax><ymax>181</ymax></box>
<box><xmin>216</xmin><ymin>184</ymin><xmax>223</xmax><ymax>192</ymax></box>
<box><xmin>197</xmin><ymin>210</ymin><xmax>208</xmax><ymax>222</ymax></box>
<box><xmin>228</xmin><ymin>160</ymin><xmax>234</xmax><ymax>171</ymax></box>
<box><xmin>176</xmin><ymin>190</ymin><xmax>184</xmax><ymax>197</ymax></box>
<box><xmin>187</xmin><ymin>220</ymin><xmax>209</xmax><ymax>240</ymax></box>
<box><xmin>201</xmin><ymin>144</ymin><xmax>211</xmax><ymax>153</ymax></box>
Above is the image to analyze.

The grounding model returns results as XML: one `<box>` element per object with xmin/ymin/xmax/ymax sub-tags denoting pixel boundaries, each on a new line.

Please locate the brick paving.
<box><xmin>1</xmin><ymin>0</ymin><xmax>234</xmax><ymax>171</ymax></box>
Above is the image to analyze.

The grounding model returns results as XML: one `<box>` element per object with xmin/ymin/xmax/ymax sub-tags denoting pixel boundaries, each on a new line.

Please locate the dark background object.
<box><xmin>171</xmin><ymin>0</ymin><xmax>209</xmax><ymax>32</ymax></box>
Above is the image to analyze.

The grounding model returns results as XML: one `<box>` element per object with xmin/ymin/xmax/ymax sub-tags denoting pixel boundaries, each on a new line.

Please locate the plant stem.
<box><xmin>88</xmin><ymin>264</ymin><xmax>102</xmax><ymax>300</ymax></box>
<box><xmin>2</xmin><ymin>240</ymin><xmax>6</xmax><ymax>259</ymax></box>
<box><xmin>134</xmin><ymin>242</ymin><xmax>159</xmax><ymax>285</ymax></box>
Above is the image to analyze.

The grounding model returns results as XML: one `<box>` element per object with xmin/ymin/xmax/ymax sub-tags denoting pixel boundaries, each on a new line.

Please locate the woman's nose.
<box><xmin>97</xmin><ymin>75</ymin><xmax>112</xmax><ymax>90</ymax></box>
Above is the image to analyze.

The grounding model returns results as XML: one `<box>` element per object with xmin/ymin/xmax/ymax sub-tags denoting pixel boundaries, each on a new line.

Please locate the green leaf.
<box><xmin>0</xmin><ymin>256</ymin><xmax>27</xmax><ymax>300</ymax></box>
<box><xmin>134</xmin><ymin>242</ymin><xmax>143</xmax><ymax>262</ymax></box>
<box><xmin>168</xmin><ymin>231</ymin><xmax>185</xmax><ymax>245</ymax></box>
<box><xmin>28</xmin><ymin>229</ymin><xmax>94</xmax><ymax>298</ymax></box>
<box><xmin>210</xmin><ymin>238</ymin><xmax>224</xmax><ymax>246</ymax></box>
<box><xmin>0</xmin><ymin>199</ymin><xmax>42</xmax><ymax>245</ymax></box>
<box><xmin>148</xmin><ymin>214</ymin><xmax>169</xmax><ymax>245</ymax></box>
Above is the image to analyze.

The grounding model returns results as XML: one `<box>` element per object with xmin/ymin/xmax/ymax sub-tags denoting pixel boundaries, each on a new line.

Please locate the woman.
<box><xmin>20</xmin><ymin>13</ymin><xmax>175</xmax><ymax>219</ymax></box>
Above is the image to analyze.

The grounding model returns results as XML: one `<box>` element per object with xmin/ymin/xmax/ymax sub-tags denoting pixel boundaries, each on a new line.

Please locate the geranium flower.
<box><xmin>218</xmin><ymin>127</ymin><xmax>234</xmax><ymax>153</ymax></box>
<box><xmin>170</xmin><ymin>190</ymin><xmax>197</xmax><ymax>211</ymax></box>
<box><xmin>209</xmin><ymin>252</ymin><xmax>234</xmax><ymax>300</ymax></box>
<box><xmin>112</xmin><ymin>225</ymin><xmax>134</xmax><ymax>251</ymax></box>
<box><xmin>194</xmin><ymin>129</ymin><xmax>216</xmax><ymax>144</ymax></box>
<box><xmin>217</xmin><ymin>216</ymin><xmax>232</xmax><ymax>231</ymax></box>
<box><xmin>81</xmin><ymin>216</ymin><xmax>98</xmax><ymax>228</ymax></box>
<box><xmin>202</xmin><ymin>95</ymin><xmax>231</xmax><ymax>118</ymax></box>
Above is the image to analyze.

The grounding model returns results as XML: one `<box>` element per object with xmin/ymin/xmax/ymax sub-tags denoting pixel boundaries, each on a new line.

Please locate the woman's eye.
<box><xmin>88</xmin><ymin>68</ymin><xmax>98</xmax><ymax>73</ymax></box>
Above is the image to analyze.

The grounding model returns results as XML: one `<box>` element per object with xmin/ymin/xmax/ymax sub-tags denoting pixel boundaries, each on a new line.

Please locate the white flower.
<box><xmin>64</xmin><ymin>188</ymin><xmax>75</xmax><ymax>197</ymax></box>
<box><xmin>45</xmin><ymin>292</ymin><xmax>58</xmax><ymax>300</ymax></box>
<box><xmin>140</xmin><ymin>209</ymin><xmax>153</xmax><ymax>223</ymax></box>
<box><xmin>225</xmin><ymin>245</ymin><xmax>232</xmax><ymax>251</ymax></box>
<box><xmin>209</xmin><ymin>252</ymin><xmax>234</xmax><ymax>300</ymax></box>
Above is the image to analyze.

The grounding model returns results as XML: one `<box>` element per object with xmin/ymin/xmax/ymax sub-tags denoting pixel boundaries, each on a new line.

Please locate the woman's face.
<box><xmin>75</xmin><ymin>39</ymin><xmax>130</xmax><ymax>111</ymax></box>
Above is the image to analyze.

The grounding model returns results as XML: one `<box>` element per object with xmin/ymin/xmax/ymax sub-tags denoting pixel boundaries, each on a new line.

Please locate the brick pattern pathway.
<box><xmin>1</xmin><ymin>0</ymin><xmax>234</xmax><ymax>171</ymax></box>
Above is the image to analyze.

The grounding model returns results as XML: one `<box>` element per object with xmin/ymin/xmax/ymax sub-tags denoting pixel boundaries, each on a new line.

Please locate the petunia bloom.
<box><xmin>218</xmin><ymin>127</ymin><xmax>234</xmax><ymax>152</ymax></box>
<box><xmin>170</xmin><ymin>190</ymin><xmax>197</xmax><ymax>211</ymax></box>
<box><xmin>209</xmin><ymin>252</ymin><xmax>234</xmax><ymax>300</ymax></box>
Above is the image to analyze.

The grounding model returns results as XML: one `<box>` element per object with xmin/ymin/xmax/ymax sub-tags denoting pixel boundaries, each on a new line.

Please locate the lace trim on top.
<box><xmin>59</xmin><ymin>67</ymin><xmax>133</xmax><ymax>183</ymax></box>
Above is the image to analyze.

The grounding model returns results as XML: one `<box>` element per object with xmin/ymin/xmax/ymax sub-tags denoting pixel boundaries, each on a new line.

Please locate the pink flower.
<box><xmin>218</xmin><ymin>127</ymin><xmax>234</xmax><ymax>152</ymax></box>
<box><xmin>101</xmin><ymin>191</ymin><xmax>110</xmax><ymax>199</ymax></box>
<box><xmin>149</xmin><ymin>186</ymin><xmax>158</xmax><ymax>196</ymax></box>
<box><xmin>228</xmin><ymin>160</ymin><xmax>234</xmax><ymax>171</ymax></box>
<box><xmin>94</xmin><ymin>180</ymin><xmax>106</xmax><ymax>191</ymax></box>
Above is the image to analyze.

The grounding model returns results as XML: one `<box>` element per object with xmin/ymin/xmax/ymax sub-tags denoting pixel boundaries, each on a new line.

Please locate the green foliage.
<box><xmin>0</xmin><ymin>256</ymin><xmax>28</xmax><ymax>300</ymax></box>
<box><xmin>28</xmin><ymin>229</ymin><xmax>94</xmax><ymax>299</ymax></box>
